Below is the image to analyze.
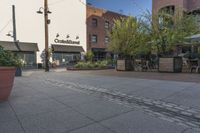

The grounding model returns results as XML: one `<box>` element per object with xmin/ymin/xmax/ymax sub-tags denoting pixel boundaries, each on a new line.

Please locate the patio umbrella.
<box><xmin>186</xmin><ymin>34</ymin><xmax>200</xmax><ymax>40</ymax></box>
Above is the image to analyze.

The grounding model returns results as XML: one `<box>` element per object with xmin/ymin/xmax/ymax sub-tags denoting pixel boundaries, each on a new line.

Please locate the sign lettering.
<box><xmin>54</xmin><ymin>39</ymin><xmax>80</xmax><ymax>45</ymax></box>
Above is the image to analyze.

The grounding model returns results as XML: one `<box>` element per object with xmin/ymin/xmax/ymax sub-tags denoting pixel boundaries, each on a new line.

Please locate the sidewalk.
<box><xmin>0</xmin><ymin>71</ymin><xmax>199</xmax><ymax>133</ymax></box>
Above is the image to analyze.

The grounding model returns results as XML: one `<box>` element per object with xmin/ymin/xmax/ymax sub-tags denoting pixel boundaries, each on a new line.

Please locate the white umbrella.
<box><xmin>186</xmin><ymin>34</ymin><xmax>200</xmax><ymax>40</ymax></box>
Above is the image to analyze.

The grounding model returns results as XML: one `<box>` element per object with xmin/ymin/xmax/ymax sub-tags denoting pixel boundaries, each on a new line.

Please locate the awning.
<box><xmin>92</xmin><ymin>48</ymin><xmax>106</xmax><ymax>52</ymax></box>
<box><xmin>0</xmin><ymin>41</ymin><xmax>39</xmax><ymax>52</ymax></box>
<box><xmin>52</xmin><ymin>44</ymin><xmax>84</xmax><ymax>53</ymax></box>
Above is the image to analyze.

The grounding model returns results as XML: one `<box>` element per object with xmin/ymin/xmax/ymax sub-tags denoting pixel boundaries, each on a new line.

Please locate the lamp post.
<box><xmin>37</xmin><ymin>0</ymin><xmax>51</xmax><ymax>72</ymax></box>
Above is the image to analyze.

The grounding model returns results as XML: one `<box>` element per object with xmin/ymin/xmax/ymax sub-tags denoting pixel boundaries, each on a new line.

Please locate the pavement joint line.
<box><xmin>50</xmin><ymin>94</ymin><xmax>130</xmax><ymax>133</ymax></box>
<box><xmin>45</xmin><ymin>79</ymin><xmax>200</xmax><ymax>129</ymax></box>
<box><xmin>8</xmin><ymin>101</ymin><xmax>27</xmax><ymax>133</ymax></box>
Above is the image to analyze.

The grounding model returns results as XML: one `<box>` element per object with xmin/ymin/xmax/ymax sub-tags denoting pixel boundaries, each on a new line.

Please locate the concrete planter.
<box><xmin>159</xmin><ymin>57</ymin><xmax>182</xmax><ymax>73</ymax></box>
<box><xmin>116</xmin><ymin>59</ymin><xmax>134</xmax><ymax>71</ymax></box>
<box><xmin>0</xmin><ymin>67</ymin><xmax>16</xmax><ymax>101</ymax></box>
<box><xmin>66</xmin><ymin>66</ymin><xmax>115</xmax><ymax>71</ymax></box>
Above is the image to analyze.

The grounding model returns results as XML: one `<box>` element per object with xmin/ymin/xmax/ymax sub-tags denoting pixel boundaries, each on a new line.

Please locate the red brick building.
<box><xmin>86</xmin><ymin>5</ymin><xmax>124</xmax><ymax>60</ymax></box>
<box><xmin>153</xmin><ymin>0</ymin><xmax>200</xmax><ymax>55</ymax></box>
<box><xmin>153</xmin><ymin>0</ymin><xmax>200</xmax><ymax>15</ymax></box>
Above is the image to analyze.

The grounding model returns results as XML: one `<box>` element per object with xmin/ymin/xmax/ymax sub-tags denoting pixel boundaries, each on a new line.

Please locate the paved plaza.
<box><xmin>0</xmin><ymin>70</ymin><xmax>200</xmax><ymax>133</ymax></box>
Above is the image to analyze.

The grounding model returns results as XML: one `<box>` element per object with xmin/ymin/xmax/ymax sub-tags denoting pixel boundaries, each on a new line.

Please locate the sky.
<box><xmin>87</xmin><ymin>0</ymin><xmax>152</xmax><ymax>17</ymax></box>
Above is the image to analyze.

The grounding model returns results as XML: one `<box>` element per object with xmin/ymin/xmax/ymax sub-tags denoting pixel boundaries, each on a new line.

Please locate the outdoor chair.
<box><xmin>134</xmin><ymin>59</ymin><xmax>142</xmax><ymax>71</ymax></box>
<box><xmin>183</xmin><ymin>58</ymin><xmax>200</xmax><ymax>73</ymax></box>
<box><xmin>141</xmin><ymin>60</ymin><xmax>149</xmax><ymax>71</ymax></box>
<box><xmin>190</xmin><ymin>59</ymin><xmax>200</xmax><ymax>73</ymax></box>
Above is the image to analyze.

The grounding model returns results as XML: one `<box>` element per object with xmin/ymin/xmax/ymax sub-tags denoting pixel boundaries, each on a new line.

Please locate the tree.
<box><xmin>108</xmin><ymin>16</ymin><xmax>150</xmax><ymax>59</ymax></box>
<box><xmin>143</xmin><ymin>10</ymin><xmax>200</xmax><ymax>57</ymax></box>
<box><xmin>40</xmin><ymin>48</ymin><xmax>52</xmax><ymax>64</ymax></box>
<box><xmin>85</xmin><ymin>51</ymin><xmax>94</xmax><ymax>62</ymax></box>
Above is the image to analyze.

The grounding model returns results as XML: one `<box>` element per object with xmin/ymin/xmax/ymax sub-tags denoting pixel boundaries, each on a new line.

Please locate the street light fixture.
<box><xmin>37</xmin><ymin>0</ymin><xmax>52</xmax><ymax>72</ymax></box>
<box><xmin>6</xmin><ymin>31</ymin><xmax>14</xmax><ymax>38</ymax></box>
<box><xmin>6</xmin><ymin>30</ymin><xmax>21</xmax><ymax>50</ymax></box>
<box><xmin>37</xmin><ymin>7</ymin><xmax>52</xmax><ymax>14</ymax></box>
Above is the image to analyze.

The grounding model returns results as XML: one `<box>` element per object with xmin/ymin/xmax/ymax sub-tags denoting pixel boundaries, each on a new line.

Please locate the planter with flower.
<box><xmin>0</xmin><ymin>46</ymin><xmax>22</xmax><ymax>101</ymax></box>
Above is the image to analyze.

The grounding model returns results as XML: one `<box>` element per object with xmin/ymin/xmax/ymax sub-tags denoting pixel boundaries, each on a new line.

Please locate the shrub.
<box><xmin>85</xmin><ymin>51</ymin><xmax>94</xmax><ymax>62</ymax></box>
<box><xmin>98</xmin><ymin>60</ymin><xmax>108</xmax><ymax>68</ymax></box>
<box><xmin>0</xmin><ymin>46</ymin><xmax>22</xmax><ymax>67</ymax></box>
<box><xmin>74</xmin><ymin>60</ymin><xmax>109</xmax><ymax>69</ymax></box>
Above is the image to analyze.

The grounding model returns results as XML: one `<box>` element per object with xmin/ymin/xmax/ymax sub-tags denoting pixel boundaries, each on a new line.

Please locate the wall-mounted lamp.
<box><xmin>6</xmin><ymin>31</ymin><xmax>14</xmax><ymax>38</ymax></box>
<box><xmin>56</xmin><ymin>33</ymin><xmax>59</xmax><ymax>38</ymax></box>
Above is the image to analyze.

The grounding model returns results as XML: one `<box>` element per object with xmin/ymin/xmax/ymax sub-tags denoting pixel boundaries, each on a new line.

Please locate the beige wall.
<box><xmin>0</xmin><ymin>0</ymin><xmax>86</xmax><ymax>63</ymax></box>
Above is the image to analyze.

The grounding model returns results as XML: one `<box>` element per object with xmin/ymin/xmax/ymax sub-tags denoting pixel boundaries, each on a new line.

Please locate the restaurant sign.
<box><xmin>54</xmin><ymin>39</ymin><xmax>80</xmax><ymax>45</ymax></box>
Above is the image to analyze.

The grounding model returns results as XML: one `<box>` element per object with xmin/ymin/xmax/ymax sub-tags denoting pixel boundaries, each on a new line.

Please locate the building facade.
<box><xmin>0</xmin><ymin>0</ymin><xmax>86</xmax><ymax>68</ymax></box>
<box><xmin>153</xmin><ymin>0</ymin><xmax>200</xmax><ymax>15</ymax></box>
<box><xmin>86</xmin><ymin>5</ymin><xmax>124</xmax><ymax>60</ymax></box>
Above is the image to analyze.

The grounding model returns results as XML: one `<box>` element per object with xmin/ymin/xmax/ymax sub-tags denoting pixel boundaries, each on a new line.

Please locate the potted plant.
<box><xmin>15</xmin><ymin>58</ymin><xmax>23</xmax><ymax>76</ymax></box>
<box><xmin>0</xmin><ymin>46</ymin><xmax>21</xmax><ymax>101</ymax></box>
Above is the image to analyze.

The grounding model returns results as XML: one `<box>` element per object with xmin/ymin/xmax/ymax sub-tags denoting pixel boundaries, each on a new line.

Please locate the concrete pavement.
<box><xmin>0</xmin><ymin>70</ymin><xmax>200</xmax><ymax>133</ymax></box>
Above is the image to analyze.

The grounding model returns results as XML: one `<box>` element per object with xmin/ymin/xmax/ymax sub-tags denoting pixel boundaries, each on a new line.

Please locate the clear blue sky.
<box><xmin>87</xmin><ymin>0</ymin><xmax>152</xmax><ymax>17</ymax></box>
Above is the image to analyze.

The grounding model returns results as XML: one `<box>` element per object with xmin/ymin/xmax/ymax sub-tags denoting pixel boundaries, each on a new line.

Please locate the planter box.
<box><xmin>116</xmin><ymin>60</ymin><xmax>134</xmax><ymax>71</ymax></box>
<box><xmin>159</xmin><ymin>57</ymin><xmax>182</xmax><ymax>73</ymax></box>
<box><xmin>0</xmin><ymin>67</ymin><xmax>16</xmax><ymax>101</ymax></box>
<box><xmin>66</xmin><ymin>66</ymin><xmax>114</xmax><ymax>71</ymax></box>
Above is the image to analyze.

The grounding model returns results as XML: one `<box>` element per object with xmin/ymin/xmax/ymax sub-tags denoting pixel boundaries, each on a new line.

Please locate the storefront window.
<box><xmin>52</xmin><ymin>53</ymin><xmax>81</xmax><ymax>66</ymax></box>
<box><xmin>15</xmin><ymin>52</ymin><xmax>37</xmax><ymax>68</ymax></box>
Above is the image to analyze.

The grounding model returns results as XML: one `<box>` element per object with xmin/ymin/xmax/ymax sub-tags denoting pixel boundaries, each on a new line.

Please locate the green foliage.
<box><xmin>74</xmin><ymin>60</ymin><xmax>109</xmax><ymax>69</ymax></box>
<box><xmin>198</xmin><ymin>47</ymin><xmax>200</xmax><ymax>54</ymax></box>
<box><xmin>143</xmin><ymin>10</ymin><xmax>200</xmax><ymax>56</ymax></box>
<box><xmin>75</xmin><ymin>62</ymin><xmax>95</xmax><ymax>69</ymax></box>
<box><xmin>0</xmin><ymin>46</ymin><xmax>22</xmax><ymax>67</ymax></box>
<box><xmin>96</xmin><ymin>60</ymin><xmax>108</xmax><ymax>68</ymax></box>
<box><xmin>108</xmin><ymin>16</ymin><xmax>150</xmax><ymax>58</ymax></box>
<box><xmin>85</xmin><ymin>51</ymin><xmax>94</xmax><ymax>62</ymax></box>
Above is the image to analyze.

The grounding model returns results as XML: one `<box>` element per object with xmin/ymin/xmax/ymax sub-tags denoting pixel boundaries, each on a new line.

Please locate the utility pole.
<box><xmin>12</xmin><ymin>5</ymin><xmax>20</xmax><ymax>51</ymax></box>
<box><xmin>44</xmin><ymin>0</ymin><xmax>49</xmax><ymax>72</ymax></box>
<box><xmin>12</xmin><ymin>5</ymin><xmax>17</xmax><ymax>42</ymax></box>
